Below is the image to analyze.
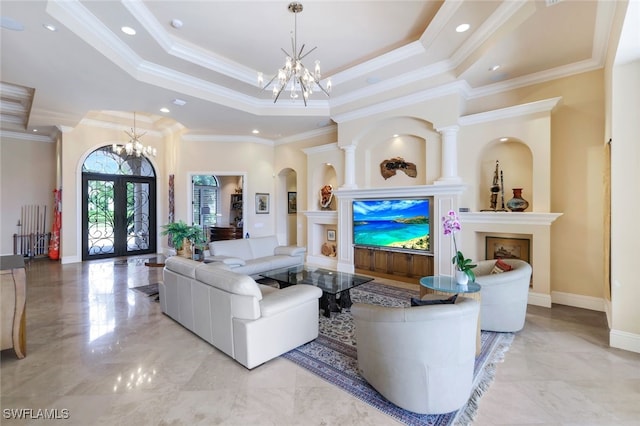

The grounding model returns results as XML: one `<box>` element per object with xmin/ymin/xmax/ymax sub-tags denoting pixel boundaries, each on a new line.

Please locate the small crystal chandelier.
<box><xmin>257</xmin><ymin>2</ymin><xmax>331</xmax><ymax>106</ymax></box>
<box><xmin>112</xmin><ymin>112</ymin><xmax>156</xmax><ymax>157</ymax></box>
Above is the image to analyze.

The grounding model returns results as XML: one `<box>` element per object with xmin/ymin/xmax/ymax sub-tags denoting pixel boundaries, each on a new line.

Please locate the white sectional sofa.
<box><xmin>204</xmin><ymin>235</ymin><xmax>305</xmax><ymax>276</ymax></box>
<box><xmin>160</xmin><ymin>256</ymin><xmax>322</xmax><ymax>369</ymax></box>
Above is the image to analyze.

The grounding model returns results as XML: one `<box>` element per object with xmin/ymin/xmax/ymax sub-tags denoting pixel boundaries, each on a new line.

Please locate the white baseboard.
<box><xmin>528</xmin><ymin>291</ymin><xmax>552</xmax><ymax>308</ymax></box>
<box><xmin>610</xmin><ymin>329</ymin><xmax>640</xmax><ymax>354</ymax></box>
<box><xmin>61</xmin><ymin>255</ymin><xmax>81</xmax><ymax>264</ymax></box>
<box><xmin>551</xmin><ymin>291</ymin><xmax>605</xmax><ymax>312</ymax></box>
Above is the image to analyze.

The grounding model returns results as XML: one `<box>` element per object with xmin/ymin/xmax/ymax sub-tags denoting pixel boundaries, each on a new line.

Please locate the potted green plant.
<box><xmin>160</xmin><ymin>221</ymin><xmax>205</xmax><ymax>258</ymax></box>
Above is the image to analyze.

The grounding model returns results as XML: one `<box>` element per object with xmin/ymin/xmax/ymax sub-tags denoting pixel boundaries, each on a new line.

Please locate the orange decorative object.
<box><xmin>49</xmin><ymin>189</ymin><xmax>61</xmax><ymax>260</ymax></box>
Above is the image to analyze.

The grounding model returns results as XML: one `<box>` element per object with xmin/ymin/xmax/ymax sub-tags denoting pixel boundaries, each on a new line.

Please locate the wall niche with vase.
<box><xmin>477</xmin><ymin>139</ymin><xmax>533</xmax><ymax>212</ymax></box>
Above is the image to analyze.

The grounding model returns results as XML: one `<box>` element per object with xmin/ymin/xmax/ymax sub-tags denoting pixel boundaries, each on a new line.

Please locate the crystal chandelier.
<box><xmin>112</xmin><ymin>112</ymin><xmax>156</xmax><ymax>157</ymax></box>
<box><xmin>257</xmin><ymin>2</ymin><xmax>331</xmax><ymax>105</ymax></box>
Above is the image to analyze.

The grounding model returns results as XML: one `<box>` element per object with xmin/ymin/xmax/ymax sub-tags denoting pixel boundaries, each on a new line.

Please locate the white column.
<box><xmin>341</xmin><ymin>145</ymin><xmax>357</xmax><ymax>189</ymax></box>
<box><xmin>435</xmin><ymin>125</ymin><xmax>462</xmax><ymax>184</ymax></box>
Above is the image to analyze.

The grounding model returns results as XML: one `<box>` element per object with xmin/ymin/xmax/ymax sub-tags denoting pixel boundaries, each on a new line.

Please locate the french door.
<box><xmin>81</xmin><ymin>146</ymin><xmax>157</xmax><ymax>260</ymax></box>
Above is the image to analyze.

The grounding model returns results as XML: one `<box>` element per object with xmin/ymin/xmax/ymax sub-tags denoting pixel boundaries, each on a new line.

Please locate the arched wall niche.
<box><xmin>347</xmin><ymin>116</ymin><xmax>441</xmax><ymax>188</ymax></box>
<box><xmin>478</xmin><ymin>139</ymin><xmax>533</xmax><ymax>212</ymax></box>
<box><xmin>311</xmin><ymin>163</ymin><xmax>337</xmax><ymax>211</ymax></box>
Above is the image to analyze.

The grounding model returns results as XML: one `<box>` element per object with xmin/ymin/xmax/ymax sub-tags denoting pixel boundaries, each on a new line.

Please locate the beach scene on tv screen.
<box><xmin>353</xmin><ymin>199</ymin><xmax>429</xmax><ymax>251</ymax></box>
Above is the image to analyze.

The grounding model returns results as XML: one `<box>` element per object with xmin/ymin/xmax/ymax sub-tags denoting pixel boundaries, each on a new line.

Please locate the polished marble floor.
<box><xmin>1</xmin><ymin>257</ymin><xmax>639</xmax><ymax>425</ymax></box>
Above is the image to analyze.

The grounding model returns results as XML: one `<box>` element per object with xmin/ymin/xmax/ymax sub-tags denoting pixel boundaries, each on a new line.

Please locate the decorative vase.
<box><xmin>455</xmin><ymin>269</ymin><xmax>469</xmax><ymax>286</ymax></box>
<box><xmin>506</xmin><ymin>188</ymin><xmax>529</xmax><ymax>212</ymax></box>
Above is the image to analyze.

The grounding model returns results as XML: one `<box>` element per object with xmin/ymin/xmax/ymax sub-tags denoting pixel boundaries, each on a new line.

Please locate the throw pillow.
<box><xmin>491</xmin><ymin>258</ymin><xmax>513</xmax><ymax>274</ymax></box>
<box><xmin>411</xmin><ymin>294</ymin><xmax>458</xmax><ymax>306</ymax></box>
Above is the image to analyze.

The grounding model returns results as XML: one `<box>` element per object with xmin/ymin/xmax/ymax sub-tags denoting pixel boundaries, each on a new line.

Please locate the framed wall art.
<box><xmin>485</xmin><ymin>236</ymin><xmax>530</xmax><ymax>263</ymax></box>
<box><xmin>327</xmin><ymin>229</ymin><xmax>336</xmax><ymax>241</ymax></box>
<box><xmin>255</xmin><ymin>193</ymin><xmax>269</xmax><ymax>214</ymax></box>
<box><xmin>287</xmin><ymin>192</ymin><xmax>297</xmax><ymax>214</ymax></box>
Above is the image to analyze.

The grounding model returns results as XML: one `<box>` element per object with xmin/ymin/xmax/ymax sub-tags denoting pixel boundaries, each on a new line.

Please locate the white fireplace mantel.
<box><xmin>460</xmin><ymin>211</ymin><xmax>562</xmax><ymax>226</ymax></box>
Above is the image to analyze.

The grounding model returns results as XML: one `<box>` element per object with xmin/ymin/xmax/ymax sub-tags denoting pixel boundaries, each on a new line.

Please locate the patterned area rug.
<box><xmin>282</xmin><ymin>282</ymin><xmax>514</xmax><ymax>426</ymax></box>
<box><xmin>131</xmin><ymin>283</ymin><xmax>160</xmax><ymax>301</ymax></box>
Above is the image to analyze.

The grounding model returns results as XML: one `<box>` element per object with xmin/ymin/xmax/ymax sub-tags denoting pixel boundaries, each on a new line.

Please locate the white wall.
<box><xmin>610</xmin><ymin>59</ymin><xmax>640</xmax><ymax>352</ymax></box>
<box><xmin>0</xmin><ymin>136</ymin><xmax>57</xmax><ymax>256</ymax></box>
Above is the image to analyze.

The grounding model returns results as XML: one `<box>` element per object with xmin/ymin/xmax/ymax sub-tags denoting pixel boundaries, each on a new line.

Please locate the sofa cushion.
<box><xmin>164</xmin><ymin>256</ymin><xmax>204</xmax><ymax>278</ymax></box>
<box><xmin>195</xmin><ymin>265</ymin><xmax>262</xmax><ymax>299</ymax></box>
<box><xmin>207</xmin><ymin>256</ymin><xmax>246</xmax><ymax>266</ymax></box>
<box><xmin>274</xmin><ymin>246</ymin><xmax>306</xmax><ymax>256</ymax></box>
<box><xmin>209</xmin><ymin>239</ymin><xmax>252</xmax><ymax>260</ymax></box>
<box><xmin>248</xmin><ymin>236</ymin><xmax>280</xmax><ymax>259</ymax></box>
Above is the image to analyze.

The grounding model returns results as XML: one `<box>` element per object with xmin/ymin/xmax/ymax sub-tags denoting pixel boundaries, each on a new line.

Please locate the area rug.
<box><xmin>281</xmin><ymin>282</ymin><xmax>514</xmax><ymax>426</ymax></box>
<box><xmin>131</xmin><ymin>283</ymin><xmax>160</xmax><ymax>301</ymax></box>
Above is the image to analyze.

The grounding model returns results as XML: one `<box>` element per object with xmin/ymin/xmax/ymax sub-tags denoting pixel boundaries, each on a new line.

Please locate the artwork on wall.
<box><xmin>255</xmin><ymin>193</ymin><xmax>269</xmax><ymax>214</ymax></box>
<box><xmin>485</xmin><ymin>236</ymin><xmax>530</xmax><ymax>263</ymax></box>
<box><xmin>288</xmin><ymin>192</ymin><xmax>297</xmax><ymax>214</ymax></box>
<box><xmin>327</xmin><ymin>229</ymin><xmax>336</xmax><ymax>241</ymax></box>
<box><xmin>380</xmin><ymin>157</ymin><xmax>417</xmax><ymax>180</ymax></box>
<box><xmin>319</xmin><ymin>185</ymin><xmax>333</xmax><ymax>210</ymax></box>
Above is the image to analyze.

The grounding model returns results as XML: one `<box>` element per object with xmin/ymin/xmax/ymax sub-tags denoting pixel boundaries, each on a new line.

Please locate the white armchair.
<box><xmin>351</xmin><ymin>297</ymin><xmax>480</xmax><ymax>414</ymax></box>
<box><xmin>474</xmin><ymin>259</ymin><xmax>532</xmax><ymax>332</ymax></box>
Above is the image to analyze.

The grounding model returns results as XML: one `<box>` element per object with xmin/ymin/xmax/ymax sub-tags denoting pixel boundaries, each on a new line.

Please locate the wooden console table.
<box><xmin>1</xmin><ymin>255</ymin><xmax>26</xmax><ymax>359</ymax></box>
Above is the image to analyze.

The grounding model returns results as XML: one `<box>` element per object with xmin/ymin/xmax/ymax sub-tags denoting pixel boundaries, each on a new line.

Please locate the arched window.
<box><xmin>192</xmin><ymin>175</ymin><xmax>219</xmax><ymax>228</ymax></box>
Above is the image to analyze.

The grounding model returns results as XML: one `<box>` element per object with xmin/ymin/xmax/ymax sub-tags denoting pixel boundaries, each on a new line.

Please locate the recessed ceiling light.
<box><xmin>171</xmin><ymin>19</ymin><xmax>183</xmax><ymax>29</ymax></box>
<box><xmin>500</xmin><ymin>137</ymin><xmax>508</xmax><ymax>142</ymax></box>
<box><xmin>32</xmin><ymin>129</ymin><xmax>38</xmax><ymax>132</ymax></box>
<box><xmin>489</xmin><ymin>65</ymin><xmax>501</xmax><ymax>71</ymax></box>
<box><xmin>392</xmin><ymin>134</ymin><xmax>399</xmax><ymax>138</ymax></box>
<box><xmin>456</xmin><ymin>23</ymin><xmax>470</xmax><ymax>33</ymax></box>
<box><xmin>121</xmin><ymin>26</ymin><xmax>136</xmax><ymax>36</ymax></box>
<box><xmin>43</xmin><ymin>23</ymin><xmax>57</xmax><ymax>32</ymax></box>
<box><xmin>160</xmin><ymin>107</ymin><xmax>170</xmax><ymax>113</ymax></box>
<box><xmin>252</xmin><ymin>129</ymin><xmax>260</xmax><ymax>134</ymax></box>
<box><xmin>172</xmin><ymin>98</ymin><xmax>187</xmax><ymax>106</ymax></box>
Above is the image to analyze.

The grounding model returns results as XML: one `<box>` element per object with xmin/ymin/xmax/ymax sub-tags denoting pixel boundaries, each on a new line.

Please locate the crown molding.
<box><xmin>124</xmin><ymin>0</ymin><xmax>258</xmax><ymax>85</ymax></box>
<box><xmin>330</xmin><ymin>60</ymin><xmax>454</xmax><ymax>109</ymax></box>
<box><xmin>459</xmin><ymin>97</ymin><xmax>562</xmax><ymax>126</ymax></box>
<box><xmin>302</xmin><ymin>142</ymin><xmax>339</xmax><ymax>155</ymax></box>
<box><xmin>0</xmin><ymin>130</ymin><xmax>55</xmax><ymax>143</ymax></box>
<box><xmin>182</xmin><ymin>134</ymin><xmax>274</xmax><ymax>146</ymax></box>
<box><xmin>330</xmin><ymin>41</ymin><xmax>426</xmax><ymax>86</ymax></box>
<box><xmin>332</xmin><ymin>80</ymin><xmax>471</xmax><ymax>124</ymax></box>
<box><xmin>275</xmin><ymin>125</ymin><xmax>336</xmax><ymax>145</ymax></box>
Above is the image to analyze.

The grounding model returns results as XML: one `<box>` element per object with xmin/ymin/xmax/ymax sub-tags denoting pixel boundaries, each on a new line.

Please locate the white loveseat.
<box><xmin>160</xmin><ymin>256</ymin><xmax>322</xmax><ymax>369</ymax></box>
<box><xmin>204</xmin><ymin>235</ymin><xmax>305</xmax><ymax>276</ymax></box>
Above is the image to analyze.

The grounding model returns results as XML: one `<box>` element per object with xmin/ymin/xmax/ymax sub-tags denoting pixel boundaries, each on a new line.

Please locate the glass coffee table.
<box><xmin>260</xmin><ymin>265</ymin><xmax>373</xmax><ymax>317</ymax></box>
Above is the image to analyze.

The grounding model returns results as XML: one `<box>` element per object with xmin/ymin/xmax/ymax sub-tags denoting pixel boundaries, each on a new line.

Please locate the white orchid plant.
<box><xmin>442</xmin><ymin>210</ymin><xmax>477</xmax><ymax>282</ymax></box>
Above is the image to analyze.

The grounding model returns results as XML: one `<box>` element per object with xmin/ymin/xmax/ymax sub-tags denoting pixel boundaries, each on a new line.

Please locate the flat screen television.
<box><xmin>352</xmin><ymin>198</ymin><xmax>431</xmax><ymax>253</ymax></box>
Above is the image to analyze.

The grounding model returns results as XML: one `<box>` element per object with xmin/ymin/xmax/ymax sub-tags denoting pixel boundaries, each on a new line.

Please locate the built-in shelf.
<box><xmin>460</xmin><ymin>211</ymin><xmax>562</xmax><ymax>226</ymax></box>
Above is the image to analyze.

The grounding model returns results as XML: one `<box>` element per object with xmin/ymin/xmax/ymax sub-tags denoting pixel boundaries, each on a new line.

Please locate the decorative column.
<box><xmin>341</xmin><ymin>144</ymin><xmax>357</xmax><ymax>189</ymax></box>
<box><xmin>435</xmin><ymin>125</ymin><xmax>462</xmax><ymax>184</ymax></box>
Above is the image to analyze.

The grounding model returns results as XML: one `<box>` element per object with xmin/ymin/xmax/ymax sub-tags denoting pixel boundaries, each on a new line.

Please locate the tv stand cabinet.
<box><xmin>353</xmin><ymin>247</ymin><xmax>433</xmax><ymax>284</ymax></box>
